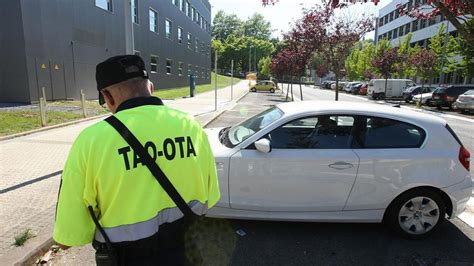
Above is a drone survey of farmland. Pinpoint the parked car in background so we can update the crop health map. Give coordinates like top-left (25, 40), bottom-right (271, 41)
top-left (350, 83), bottom-right (363, 94)
top-left (368, 79), bottom-right (416, 100)
top-left (413, 91), bottom-right (436, 105)
top-left (431, 85), bottom-right (474, 109)
top-left (453, 90), bottom-right (474, 114)
top-left (344, 82), bottom-right (362, 93)
top-left (321, 81), bottom-right (334, 89)
top-left (402, 86), bottom-right (438, 103)
top-left (359, 84), bottom-right (368, 95)
top-left (206, 101), bottom-right (472, 239)
top-left (331, 81), bottom-right (347, 90)
top-left (250, 80), bottom-right (277, 93)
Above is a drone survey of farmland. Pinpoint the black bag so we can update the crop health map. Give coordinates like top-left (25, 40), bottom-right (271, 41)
top-left (88, 116), bottom-right (202, 265)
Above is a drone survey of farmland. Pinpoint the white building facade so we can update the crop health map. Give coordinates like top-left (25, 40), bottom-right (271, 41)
top-left (374, 0), bottom-right (472, 85)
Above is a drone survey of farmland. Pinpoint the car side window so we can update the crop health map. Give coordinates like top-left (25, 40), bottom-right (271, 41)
top-left (270, 115), bottom-right (355, 149)
top-left (355, 116), bottom-right (425, 149)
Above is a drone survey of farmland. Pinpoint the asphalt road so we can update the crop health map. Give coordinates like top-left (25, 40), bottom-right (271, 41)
top-left (203, 88), bottom-right (474, 266)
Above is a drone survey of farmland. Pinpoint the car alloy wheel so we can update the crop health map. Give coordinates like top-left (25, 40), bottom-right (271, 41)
top-left (398, 196), bottom-right (440, 236)
top-left (270, 88), bottom-right (275, 93)
top-left (251, 88), bottom-right (256, 92)
top-left (386, 189), bottom-right (445, 239)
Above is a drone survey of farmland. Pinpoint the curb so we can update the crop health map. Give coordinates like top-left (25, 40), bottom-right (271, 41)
top-left (9, 89), bottom-right (249, 265)
top-left (200, 89), bottom-right (250, 127)
top-left (2, 231), bottom-right (54, 266)
top-left (0, 114), bottom-right (110, 142)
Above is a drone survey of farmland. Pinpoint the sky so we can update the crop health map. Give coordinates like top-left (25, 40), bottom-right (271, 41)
top-left (209, 0), bottom-right (392, 40)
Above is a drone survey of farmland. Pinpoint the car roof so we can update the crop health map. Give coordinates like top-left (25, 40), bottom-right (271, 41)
top-left (276, 101), bottom-right (446, 126)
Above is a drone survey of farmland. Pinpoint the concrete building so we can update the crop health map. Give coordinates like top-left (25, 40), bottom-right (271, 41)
top-left (0, 0), bottom-right (211, 103)
top-left (374, 0), bottom-right (472, 85)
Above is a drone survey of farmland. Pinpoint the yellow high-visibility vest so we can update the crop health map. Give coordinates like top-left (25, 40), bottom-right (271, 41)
top-left (53, 97), bottom-right (220, 246)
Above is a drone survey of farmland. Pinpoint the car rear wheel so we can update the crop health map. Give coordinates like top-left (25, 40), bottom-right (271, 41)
top-left (270, 88), bottom-right (275, 93)
top-left (385, 189), bottom-right (445, 239)
top-left (251, 88), bottom-right (256, 92)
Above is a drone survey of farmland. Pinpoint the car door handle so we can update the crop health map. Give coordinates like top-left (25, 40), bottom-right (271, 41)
top-left (328, 161), bottom-right (353, 170)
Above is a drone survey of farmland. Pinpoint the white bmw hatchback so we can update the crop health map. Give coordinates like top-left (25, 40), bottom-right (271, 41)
top-left (205, 101), bottom-right (472, 238)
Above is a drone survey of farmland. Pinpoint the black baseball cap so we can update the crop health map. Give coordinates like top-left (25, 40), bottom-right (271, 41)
top-left (96, 55), bottom-right (149, 105)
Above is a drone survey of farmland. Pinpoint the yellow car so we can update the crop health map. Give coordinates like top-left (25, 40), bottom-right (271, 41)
top-left (250, 81), bottom-right (277, 93)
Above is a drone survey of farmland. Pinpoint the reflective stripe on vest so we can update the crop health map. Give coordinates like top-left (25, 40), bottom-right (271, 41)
top-left (94, 201), bottom-right (208, 243)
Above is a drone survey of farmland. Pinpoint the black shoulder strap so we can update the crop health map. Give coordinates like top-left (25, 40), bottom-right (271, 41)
top-left (105, 115), bottom-right (195, 217)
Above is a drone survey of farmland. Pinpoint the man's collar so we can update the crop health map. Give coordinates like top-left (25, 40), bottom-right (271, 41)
top-left (116, 96), bottom-right (164, 113)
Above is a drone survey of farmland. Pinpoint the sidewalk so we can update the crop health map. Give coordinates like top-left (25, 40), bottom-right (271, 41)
top-left (0, 80), bottom-right (249, 264)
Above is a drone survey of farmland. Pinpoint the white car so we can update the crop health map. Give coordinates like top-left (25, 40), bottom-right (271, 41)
top-left (412, 92), bottom-right (434, 104)
top-left (205, 101), bottom-right (472, 238)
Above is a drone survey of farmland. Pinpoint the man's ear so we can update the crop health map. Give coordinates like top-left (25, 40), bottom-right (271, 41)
top-left (102, 89), bottom-right (115, 106)
top-left (149, 81), bottom-right (155, 94)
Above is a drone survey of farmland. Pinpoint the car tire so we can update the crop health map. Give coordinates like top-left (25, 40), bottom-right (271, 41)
top-left (385, 188), bottom-right (445, 239)
top-left (270, 88), bottom-right (275, 93)
top-left (251, 88), bottom-right (256, 92)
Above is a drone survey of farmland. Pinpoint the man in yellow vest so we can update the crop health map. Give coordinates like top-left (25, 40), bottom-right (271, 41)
top-left (53, 55), bottom-right (220, 265)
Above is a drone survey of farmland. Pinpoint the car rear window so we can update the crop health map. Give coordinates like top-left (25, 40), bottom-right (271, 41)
top-left (355, 117), bottom-right (426, 149)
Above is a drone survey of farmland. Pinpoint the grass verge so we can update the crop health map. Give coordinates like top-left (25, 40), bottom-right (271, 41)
top-left (153, 72), bottom-right (242, 99)
top-left (13, 229), bottom-right (34, 247)
top-left (0, 101), bottom-right (109, 137)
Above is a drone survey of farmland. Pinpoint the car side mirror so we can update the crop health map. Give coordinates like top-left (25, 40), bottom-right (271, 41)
top-left (254, 138), bottom-right (272, 153)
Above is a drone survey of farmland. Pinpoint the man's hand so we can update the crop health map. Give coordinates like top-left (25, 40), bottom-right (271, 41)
top-left (56, 242), bottom-right (71, 250)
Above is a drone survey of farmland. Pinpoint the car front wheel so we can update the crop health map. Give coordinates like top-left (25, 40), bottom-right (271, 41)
top-left (385, 189), bottom-right (445, 239)
top-left (270, 88), bottom-right (275, 93)
top-left (250, 88), bottom-right (256, 92)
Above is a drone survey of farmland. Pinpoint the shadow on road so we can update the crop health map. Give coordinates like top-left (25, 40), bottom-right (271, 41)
top-left (190, 218), bottom-right (474, 266)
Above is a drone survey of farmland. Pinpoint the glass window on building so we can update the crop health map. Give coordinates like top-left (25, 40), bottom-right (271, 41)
top-left (188, 64), bottom-right (192, 75)
top-left (165, 19), bottom-right (172, 39)
top-left (96, 0), bottom-right (113, 11)
top-left (197, 12), bottom-right (201, 24)
top-left (166, 59), bottom-right (172, 74)
top-left (404, 23), bottom-right (410, 34)
top-left (379, 18), bottom-right (383, 27)
top-left (195, 39), bottom-right (199, 52)
top-left (187, 33), bottom-right (192, 49)
top-left (445, 72), bottom-right (453, 84)
top-left (411, 20), bottom-right (418, 31)
top-left (395, 10), bottom-right (399, 19)
top-left (173, 0), bottom-right (179, 7)
top-left (150, 56), bottom-right (158, 73)
top-left (389, 12), bottom-right (393, 22)
top-left (178, 27), bottom-right (183, 44)
top-left (178, 62), bottom-right (183, 75)
top-left (132, 0), bottom-right (139, 23)
top-left (387, 30), bottom-right (392, 40)
top-left (192, 7), bottom-right (196, 21)
top-left (419, 19), bottom-right (426, 29)
top-left (393, 28), bottom-right (398, 38)
top-left (149, 9), bottom-right (158, 33)
top-left (384, 15), bottom-right (388, 24)
top-left (398, 26), bottom-right (403, 37)
top-left (186, 2), bottom-right (191, 17)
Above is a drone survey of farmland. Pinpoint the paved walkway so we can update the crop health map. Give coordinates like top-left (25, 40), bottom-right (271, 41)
top-left (0, 81), bottom-right (249, 262)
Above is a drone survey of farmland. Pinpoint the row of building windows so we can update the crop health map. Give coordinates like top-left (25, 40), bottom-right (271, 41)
top-left (378, 0), bottom-right (430, 27)
top-left (143, 53), bottom-right (209, 78)
top-left (170, 0), bottom-right (211, 34)
top-left (378, 14), bottom-right (446, 42)
top-left (147, 9), bottom-right (210, 57)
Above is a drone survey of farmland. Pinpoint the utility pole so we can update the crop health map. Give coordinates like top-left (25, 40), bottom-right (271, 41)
top-left (215, 50), bottom-right (218, 111)
top-left (231, 59), bottom-right (234, 100)
top-left (248, 45), bottom-right (252, 73)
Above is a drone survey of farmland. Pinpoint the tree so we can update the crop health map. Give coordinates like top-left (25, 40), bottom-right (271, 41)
top-left (409, 48), bottom-right (438, 104)
top-left (258, 56), bottom-right (272, 78)
top-left (345, 41), bottom-right (376, 80)
top-left (212, 11), bottom-right (244, 41)
top-left (371, 47), bottom-right (401, 99)
top-left (243, 13), bottom-right (273, 40)
top-left (261, 0), bottom-right (473, 43)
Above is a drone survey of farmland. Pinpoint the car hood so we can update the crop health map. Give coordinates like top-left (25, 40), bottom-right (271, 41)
top-left (204, 127), bottom-right (231, 155)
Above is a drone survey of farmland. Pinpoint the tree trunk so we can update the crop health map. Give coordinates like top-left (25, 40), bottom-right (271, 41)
top-left (299, 77), bottom-right (303, 101)
top-left (335, 74), bottom-right (339, 101)
top-left (291, 78), bottom-right (294, 102)
top-left (286, 80), bottom-right (290, 101)
top-left (384, 77), bottom-right (388, 101)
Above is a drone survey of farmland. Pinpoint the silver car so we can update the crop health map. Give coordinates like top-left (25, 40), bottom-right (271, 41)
top-left (453, 90), bottom-right (474, 114)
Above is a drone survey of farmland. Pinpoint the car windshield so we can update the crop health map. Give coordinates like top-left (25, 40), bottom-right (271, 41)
top-left (226, 107), bottom-right (283, 147)
top-left (463, 90), bottom-right (474, 95)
